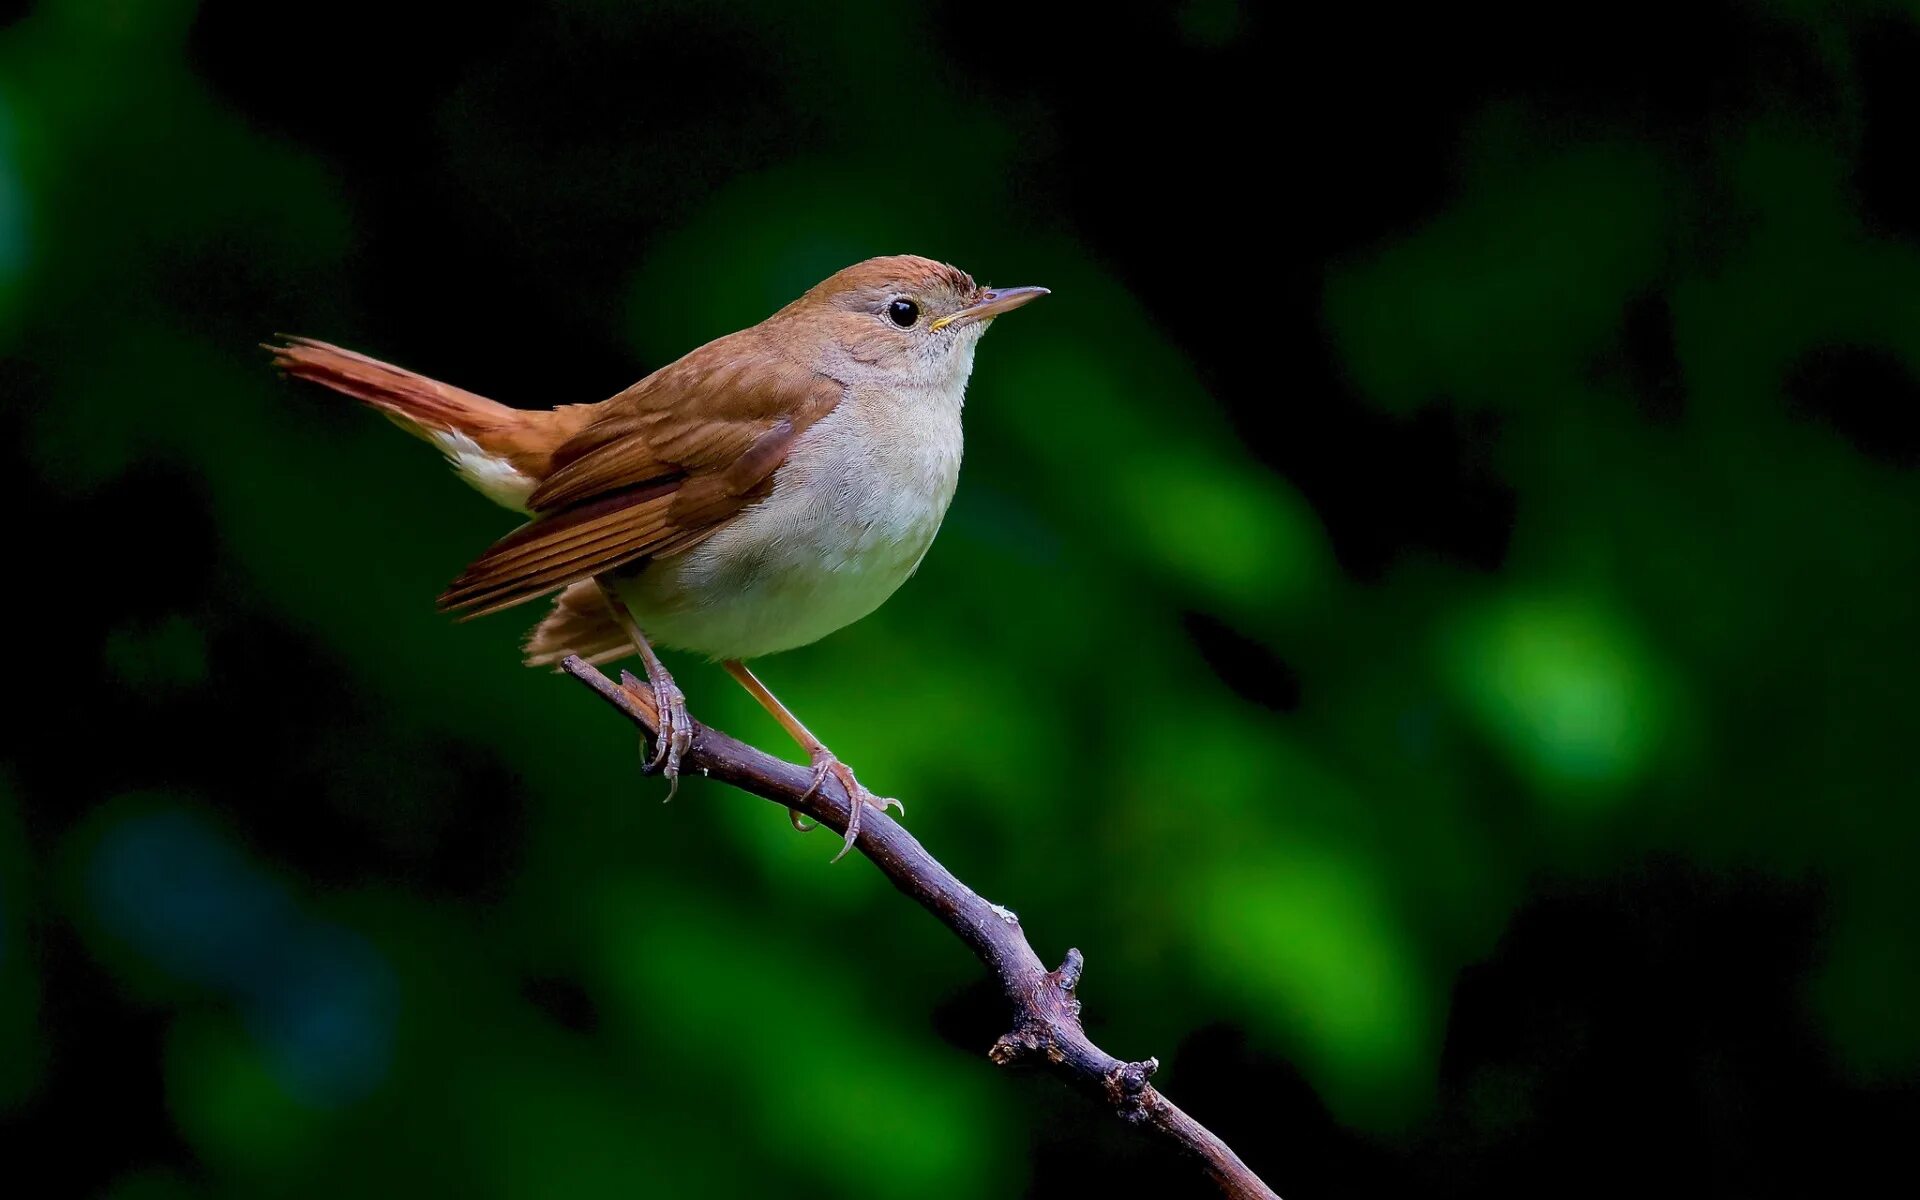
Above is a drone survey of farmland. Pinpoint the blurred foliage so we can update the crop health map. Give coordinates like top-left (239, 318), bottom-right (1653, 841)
top-left (4, 0), bottom-right (1919, 1196)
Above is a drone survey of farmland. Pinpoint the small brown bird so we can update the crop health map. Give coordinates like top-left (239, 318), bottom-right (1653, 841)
top-left (270, 255), bottom-right (1047, 856)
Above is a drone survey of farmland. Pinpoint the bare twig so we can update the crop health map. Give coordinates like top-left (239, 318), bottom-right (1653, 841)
top-left (562, 655), bottom-right (1281, 1200)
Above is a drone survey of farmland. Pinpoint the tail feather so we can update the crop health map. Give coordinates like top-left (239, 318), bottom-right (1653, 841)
top-left (268, 336), bottom-right (516, 438)
top-left (267, 335), bottom-right (586, 512)
top-left (269, 335), bottom-right (637, 665)
top-left (523, 580), bottom-right (633, 667)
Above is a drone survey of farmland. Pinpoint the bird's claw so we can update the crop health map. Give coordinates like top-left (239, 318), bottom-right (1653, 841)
top-left (623, 669), bottom-right (692, 802)
top-left (791, 749), bottom-right (899, 861)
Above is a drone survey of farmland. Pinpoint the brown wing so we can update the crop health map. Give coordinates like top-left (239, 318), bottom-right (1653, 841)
top-left (438, 331), bottom-right (844, 618)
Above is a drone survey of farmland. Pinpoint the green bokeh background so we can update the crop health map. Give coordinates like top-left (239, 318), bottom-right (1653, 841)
top-left (4, 1), bottom-right (1918, 1195)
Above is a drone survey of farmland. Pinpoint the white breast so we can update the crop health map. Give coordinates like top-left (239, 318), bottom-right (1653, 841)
top-left (615, 381), bottom-right (965, 661)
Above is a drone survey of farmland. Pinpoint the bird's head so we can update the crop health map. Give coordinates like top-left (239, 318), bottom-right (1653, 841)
top-left (779, 255), bottom-right (1048, 386)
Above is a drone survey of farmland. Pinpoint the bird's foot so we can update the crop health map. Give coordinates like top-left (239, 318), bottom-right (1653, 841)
top-left (795, 749), bottom-right (903, 861)
top-left (620, 666), bottom-right (692, 802)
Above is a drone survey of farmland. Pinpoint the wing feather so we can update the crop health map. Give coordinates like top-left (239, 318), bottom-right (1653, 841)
top-left (437, 331), bottom-right (843, 617)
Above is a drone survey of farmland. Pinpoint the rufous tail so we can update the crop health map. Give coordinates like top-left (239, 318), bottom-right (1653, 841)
top-left (267, 336), bottom-right (523, 441)
top-left (269, 335), bottom-right (626, 663)
top-left (267, 335), bottom-right (592, 513)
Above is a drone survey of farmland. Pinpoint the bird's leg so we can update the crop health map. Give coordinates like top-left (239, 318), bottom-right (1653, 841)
top-left (721, 659), bottom-right (902, 861)
top-left (595, 577), bottom-right (692, 800)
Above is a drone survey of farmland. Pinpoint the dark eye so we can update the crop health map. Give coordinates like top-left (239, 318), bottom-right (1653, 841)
top-left (887, 298), bottom-right (919, 327)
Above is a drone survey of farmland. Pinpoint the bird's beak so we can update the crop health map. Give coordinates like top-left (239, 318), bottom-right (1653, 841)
top-left (929, 285), bottom-right (1050, 332)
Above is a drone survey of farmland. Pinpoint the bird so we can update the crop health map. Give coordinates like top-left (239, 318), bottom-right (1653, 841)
top-left (269, 255), bottom-right (1048, 858)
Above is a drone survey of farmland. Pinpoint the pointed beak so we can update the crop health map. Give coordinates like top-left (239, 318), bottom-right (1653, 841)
top-left (929, 285), bottom-right (1050, 332)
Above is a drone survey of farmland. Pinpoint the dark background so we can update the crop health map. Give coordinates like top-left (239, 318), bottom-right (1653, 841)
top-left (4, 1), bottom-right (1918, 1195)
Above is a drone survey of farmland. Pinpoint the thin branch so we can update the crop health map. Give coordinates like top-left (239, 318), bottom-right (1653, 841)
top-left (561, 655), bottom-right (1281, 1200)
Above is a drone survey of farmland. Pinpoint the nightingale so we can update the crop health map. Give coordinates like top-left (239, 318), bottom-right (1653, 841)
top-left (269, 255), bottom-right (1047, 857)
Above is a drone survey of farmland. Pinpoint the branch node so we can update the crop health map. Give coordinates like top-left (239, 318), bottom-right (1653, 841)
top-left (1053, 946), bottom-right (1085, 994)
top-left (1104, 1057), bottom-right (1161, 1123)
top-left (988, 1023), bottom-right (1046, 1066)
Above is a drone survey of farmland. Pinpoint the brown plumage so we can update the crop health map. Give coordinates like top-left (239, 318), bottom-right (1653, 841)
top-left (269, 326), bottom-right (844, 643)
top-left (269, 257), bottom-right (1012, 665)
top-left (268, 257), bottom-right (1044, 669)
top-left (441, 334), bottom-right (844, 617)
top-left (268, 335), bottom-right (590, 482)
top-left (522, 580), bottom-right (631, 667)
top-left (270, 255), bottom-right (1049, 856)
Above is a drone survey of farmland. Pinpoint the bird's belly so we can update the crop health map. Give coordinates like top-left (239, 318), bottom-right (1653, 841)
top-left (614, 412), bottom-right (959, 660)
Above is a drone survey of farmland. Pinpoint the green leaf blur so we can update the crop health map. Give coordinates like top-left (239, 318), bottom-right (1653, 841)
top-left (5, 0), bottom-right (1918, 1195)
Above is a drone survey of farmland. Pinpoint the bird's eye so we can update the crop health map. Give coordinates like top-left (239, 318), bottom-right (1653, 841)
top-left (887, 298), bottom-right (919, 327)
